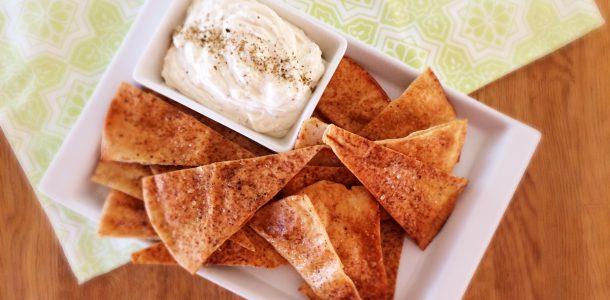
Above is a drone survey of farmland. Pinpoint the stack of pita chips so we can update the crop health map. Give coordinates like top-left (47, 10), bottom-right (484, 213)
top-left (92, 59), bottom-right (469, 300)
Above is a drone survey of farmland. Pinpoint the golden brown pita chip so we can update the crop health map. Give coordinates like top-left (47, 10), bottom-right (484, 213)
top-left (294, 118), bottom-right (342, 167)
top-left (132, 228), bottom-right (287, 268)
top-left (295, 118), bottom-right (329, 149)
top-left (91, 160), bottom-right (151, 200)
top-left (281, 166), bottom-right (359, 196)
top-left (359, 68), bottom-right (456, 140)
top-left (131, 242), bottom-right (177, 265)
top-left (194, 114), bottom-right (272, 157)
top-left (316, 57), bottom-right (390, 133)
top-left (150, 167), bottom-right (259, 252)
top-left (298, 285), bottom-right (321, 300)
top-left (323, 125), bottom-right (468, 249)
top-left (299, 181), bottom-right (387, 300)
top-left (101, 82), bottom-right (253, 166)
top-left (250, 195), bottom-right (361, 300)
top-left (205, 227), bottom-right (286, 267)
top-left (294, 117), bottom-right (467, 172)
top-left (308, 147), bottom-right (343, 167)
top-left (380, 220), bottom-right (404, 300)
top-left (229, 229), bottom-right (256, 252)
top-left (377, 119), bottom-right (467, 173)
top-left (149, 165), bottom-right (185, 175)
top-left (98, 190), bottom-right (157, 239)
top-left (143, 146), bottom-right (323, 273)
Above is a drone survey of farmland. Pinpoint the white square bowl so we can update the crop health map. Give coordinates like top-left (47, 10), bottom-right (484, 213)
top-left (133, 0), bottom-right (347, 153)
top-left (39, 0), bottom-right (540, 299)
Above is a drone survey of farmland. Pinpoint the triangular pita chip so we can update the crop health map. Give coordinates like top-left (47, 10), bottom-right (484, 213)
top-left (143, 146), bottom-right (323, 273)
top-left (133, 228), bottom-right (286, 268)
top-left (323, 125), bottom-right (468, 249)
top-left (98, 190), bottom-right (157, 239)
top-left (377, 119), bottom-right (467, 173)
top-left (205, 227), bottom-right (286, 267)
top-left (149, 165), bottom-right (185, 175)
top-left (380, 219), bottom-right (404, 300)
top-left (295, 118), bottom-right (329, 149)
top-left (294, 118), bottom-right (467, 172)
top-left (281, 166), bottom-right (359, 196)
top-left (229, 228), bottom-right (256, 252)
top-left (91, 160), bottom-right (151, 200)
top-left (315, 57), bottom-right (390, 132)
top-left (131, 242), bottom-right (177, 265)
top-left (195, 114), bottom-right (272, 157)
top-left (294, 118), bottom-right (342, 166)
top-left (298, 181), bottom-right (387, 300)
top-left (96, 188), bottom-right (252, 248)
top-left (250, 195), bottom-right (361, 300)
top-left (150, 163), bottom-right (272, 249)
top-left (101, 82), bottom-right (253, 165)
top-left (307, 147), bottom-right (343, 167)
top-left (359, 68), bottom-right (456, 140)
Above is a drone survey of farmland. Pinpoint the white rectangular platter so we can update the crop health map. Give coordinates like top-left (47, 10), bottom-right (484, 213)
top-left (39, 0), bottom-right (541, 299)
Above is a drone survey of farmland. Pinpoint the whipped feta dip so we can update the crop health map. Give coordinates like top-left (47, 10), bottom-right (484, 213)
top-left (162, 0), bottom-right (326, 137)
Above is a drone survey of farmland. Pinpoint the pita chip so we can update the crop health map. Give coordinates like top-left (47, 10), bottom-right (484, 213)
top-left (380, 220), bottom-right (404, 300)
top-left (149, 165), bottom-right (185, 175)
top-left (316, 57), bottom-right (390, 133)
top-left (294, 118), bottom-right (467, 172)
top-left (132, 228), bottom-right (286, 268)
top-left (295, 118), bottom-right (329, 149)
top-left (359, 68), bottom-right (456, 140)
top-left (281, 166), bottom-right (359, 196)
top-left (131, 242), bottom-right (177, 265)
top-left (323, 125), bottom-right (468, 249)
top-left (91, 160), bottom-right (151, 200)
top-left (98, 190), bottom-right (157, 239)
top-left (377, 119), bottom-right (467, 173)
top-left (228, 229), bottom-right (256, 252)
top-left (194, 114), bottom-right (272, 157)
top-left (250, 195), bottom-right (361, 300)
top-left (205, 227), bottom-right (286, 267)
top-left (294, 118), bottom-right (342, 167)
top-left (101, 82), bottom-right (253, 166)
top-left (143, 146), bottom-right (323, 273)
top-left (151, 166), bottom-right (257, 252)
top-left (298, 181), bottom-right (387, 300)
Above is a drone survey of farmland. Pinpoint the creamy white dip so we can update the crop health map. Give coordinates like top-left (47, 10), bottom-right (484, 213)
top-left (162, 0), bottom-right (326, 137)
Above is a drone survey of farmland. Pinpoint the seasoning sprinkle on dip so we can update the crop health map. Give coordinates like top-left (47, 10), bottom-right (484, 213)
top-left (162, 0), bottom-right (326, 137)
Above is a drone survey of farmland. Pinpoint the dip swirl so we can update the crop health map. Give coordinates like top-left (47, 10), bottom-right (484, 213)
top-left (162, 0), bottom-right (326, 137)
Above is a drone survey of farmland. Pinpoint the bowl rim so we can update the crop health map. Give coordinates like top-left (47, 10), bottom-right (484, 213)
top-left (132, 0), bottom-right (348, 153)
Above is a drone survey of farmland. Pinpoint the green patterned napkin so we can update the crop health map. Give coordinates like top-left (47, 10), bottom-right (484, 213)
top-left (0, 0), bottom-right (603, 283)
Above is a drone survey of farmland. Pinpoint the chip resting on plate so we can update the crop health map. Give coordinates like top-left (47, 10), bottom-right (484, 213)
top-left (132, 227), bottom-right (286, 268)
top-left (280, 166), bottom-right (359, 196)
top-left (378, 119), bottom-right (467, 173)
top-left (101, 82), bottom-right (253, 166)
top-left (249, 194), bottom-right (361, 300)
top-left (131, 242), bottom-right (176, 265)
top-left (91, 160), bottom-right (152, 200)
top-left (143, 146), bottom-right (323, 273)
top-left (96, 189), bottom-right (254, 249)
top-left (380, 219), bottom-right (405, 300)
top-left (98, 190), bottom-right (157, 239)
top-left (193, 114), bottom-right (273, 157)
top-left (298, 181), bottom-right (387, 300)
top-left (359, 68), bottom-right (456, 140)
top-left (294, 117), bottom-right (467, 172)
top-left (323, 125), bottom-right (468, 249)
top-left (315, 57), bottom-right (390, 133)
top-left (295, 118), bottom-right (329, 149)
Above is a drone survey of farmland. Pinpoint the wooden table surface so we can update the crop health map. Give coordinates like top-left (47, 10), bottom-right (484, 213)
top-left (2, 2), bottom-right (609, 299)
